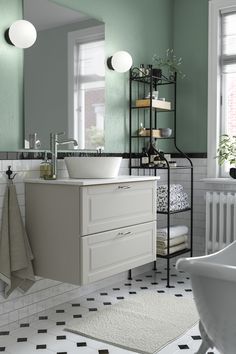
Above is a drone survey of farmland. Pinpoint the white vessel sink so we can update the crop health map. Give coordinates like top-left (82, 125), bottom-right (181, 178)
top-left (64, 157), bottom-right (122, 179)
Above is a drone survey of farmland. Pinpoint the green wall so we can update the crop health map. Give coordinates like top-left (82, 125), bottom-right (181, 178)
top-left (173, 0), bottom-right (208, 153)
top-left (0, 0), bottom-right (173, 152)
top-left (0, 0), bottom-right (23, 151)
top-left (0, 0), bottom-right (209, 153)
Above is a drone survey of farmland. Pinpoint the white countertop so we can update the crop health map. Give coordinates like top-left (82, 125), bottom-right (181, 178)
top-left (25, 175), bottom-right (160, 186)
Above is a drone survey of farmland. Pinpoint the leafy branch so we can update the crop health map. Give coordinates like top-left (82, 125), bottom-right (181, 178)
top-left (152, 49), bottom-right (186, 79)
top-left (217, 134), bottom-right (236, 166)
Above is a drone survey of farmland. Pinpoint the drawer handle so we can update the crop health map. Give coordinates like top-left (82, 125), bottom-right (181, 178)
top-left (117, 231), bottom-right (132, 237)
top-left (117, 185), bottom-right (131, 190)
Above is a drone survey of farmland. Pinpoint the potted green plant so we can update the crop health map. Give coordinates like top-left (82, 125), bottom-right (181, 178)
top-left (152, 49), bottom-right (185, 80)
top-left (217, 134), bottom-right (236, 178)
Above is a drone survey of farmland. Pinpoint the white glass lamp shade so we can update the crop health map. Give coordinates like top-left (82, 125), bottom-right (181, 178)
top-left (8, 20), bottom-right (37, 48)
top-left (110, 51), bottom-right (133, 73)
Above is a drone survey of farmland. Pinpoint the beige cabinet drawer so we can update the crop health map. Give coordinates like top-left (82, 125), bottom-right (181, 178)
top-left (80, 221), bottom-right (156, 284)
top-left (80, 181), bottom-right (156, 236)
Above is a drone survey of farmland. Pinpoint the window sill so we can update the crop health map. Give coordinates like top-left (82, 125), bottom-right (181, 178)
top-left (201, 178), bottom-right (236, 184)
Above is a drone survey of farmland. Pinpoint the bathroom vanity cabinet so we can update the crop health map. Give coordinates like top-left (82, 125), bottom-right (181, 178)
top-left (25, 176), bottom-right (158, 285)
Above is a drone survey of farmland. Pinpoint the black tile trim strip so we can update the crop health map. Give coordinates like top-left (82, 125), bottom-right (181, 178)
top-left (0, 151), bottom-right (126, 160)
top-left (0, 151), bottom-right (207, 160)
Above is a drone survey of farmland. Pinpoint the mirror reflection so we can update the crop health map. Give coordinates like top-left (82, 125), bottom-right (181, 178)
top-left (23, 0), bottom-right (105, 150)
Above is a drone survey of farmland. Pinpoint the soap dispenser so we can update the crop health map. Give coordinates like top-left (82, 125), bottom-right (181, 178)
top-left (40, 151), bottom-right (52, 178)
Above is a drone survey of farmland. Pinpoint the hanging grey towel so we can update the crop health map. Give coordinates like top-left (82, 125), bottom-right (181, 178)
top-left (0, 184), bottom-right (35, 298)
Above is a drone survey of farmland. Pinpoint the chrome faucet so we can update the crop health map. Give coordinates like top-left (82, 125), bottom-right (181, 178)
top-left (47, 132), bottom-right (78, 179)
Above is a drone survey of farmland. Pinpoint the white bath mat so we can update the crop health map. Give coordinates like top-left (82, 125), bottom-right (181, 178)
top-left (65, 292), bottom-right (199, 354)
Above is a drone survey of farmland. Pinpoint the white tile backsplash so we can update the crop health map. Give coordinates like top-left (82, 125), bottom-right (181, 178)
top-left (0, 156), bottom-right (221, 326)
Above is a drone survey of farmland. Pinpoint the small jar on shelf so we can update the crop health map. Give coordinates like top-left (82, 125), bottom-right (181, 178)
top-left (147, 140), bottom-right (158, 164)
top-left (140, 147), bottom-right (149, 166)
top-left (139, 64), bottom-right (145, 77)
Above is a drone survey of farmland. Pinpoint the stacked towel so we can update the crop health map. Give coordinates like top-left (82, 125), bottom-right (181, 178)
top-left (156, 184), bottom-right (190, 212)
top-left (0, 184), bottom-right (35, 298)
top-left (157, 225), bottom-right (189, 255)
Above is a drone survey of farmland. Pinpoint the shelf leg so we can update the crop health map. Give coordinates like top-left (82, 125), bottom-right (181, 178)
top-left (128, 269), bottom-right (132, 281)
top-left (166, 258), bottom-right (170, 288)
top-left (153, 260), bottom-right (157, 271)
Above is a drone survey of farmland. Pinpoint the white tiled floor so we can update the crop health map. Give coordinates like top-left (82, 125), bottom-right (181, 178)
top-left (0, 261), bottom-right (220, 354)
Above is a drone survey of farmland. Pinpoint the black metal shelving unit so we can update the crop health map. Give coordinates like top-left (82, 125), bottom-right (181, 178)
top-left (128, 66), bottom-right (193, 287)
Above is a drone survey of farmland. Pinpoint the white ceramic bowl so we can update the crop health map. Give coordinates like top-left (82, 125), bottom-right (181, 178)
top-left (65, 157), bottom-right (122, 179)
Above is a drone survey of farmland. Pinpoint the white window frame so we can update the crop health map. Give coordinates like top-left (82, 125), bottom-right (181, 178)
top-left (67, 25), bottom-right (105, 148)
top-left (207, 0), bottom-right (236, 177)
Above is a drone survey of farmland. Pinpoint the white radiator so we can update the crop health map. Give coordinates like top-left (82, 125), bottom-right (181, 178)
top-left (206, 191), bottom-right (236, 254)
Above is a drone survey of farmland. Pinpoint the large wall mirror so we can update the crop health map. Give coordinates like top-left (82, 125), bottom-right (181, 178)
top-left (23, 0), bottom-right (105, 151)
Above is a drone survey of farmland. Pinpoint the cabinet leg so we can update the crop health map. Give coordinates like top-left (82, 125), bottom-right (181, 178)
top-left (128, 269), bottom-right (132, 280)
top-left (153, 261), bottom-right (157, 271)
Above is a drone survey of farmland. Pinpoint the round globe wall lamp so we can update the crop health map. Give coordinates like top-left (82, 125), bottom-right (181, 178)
top-left (5, 20), bottom-right (37, 49)
top-left (107, 51), bottom-right (133, 73)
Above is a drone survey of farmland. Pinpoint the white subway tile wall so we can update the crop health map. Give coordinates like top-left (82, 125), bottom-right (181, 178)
top-left (0, 156), bottom-right (226, 327)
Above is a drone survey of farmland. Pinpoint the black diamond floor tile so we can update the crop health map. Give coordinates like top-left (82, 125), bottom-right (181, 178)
top-left (0, 332), bottom-right (9, 336)
top-left (73, 314), bottom-right (82, 318)
top-left (20, 323), bottom-right (29, 327)
top-left (36, 344), bottom-right (47, 349)
top-left (56, 321), bottom-right (66, 326)
top-left (178, 344), bottom-right (189, 349)
top-left (17, 338), bottom-right (27, 342)
top-left (57, 335), bottom-right (66, 340)
top-left (191, 335), bottom-right (201, 340)
top-left (38, 329), bottom-right (47, 333)
top-left (77, 342), bottom-right (87, 347)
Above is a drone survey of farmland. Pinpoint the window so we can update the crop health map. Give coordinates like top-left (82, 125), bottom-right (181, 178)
top-left (208, 0), bottom-right (236, 177)
top-left (221, 12), bottom-right (236, 137)
top-left (74, 40), bottom-right (105, 149)
top-left (68, 25), bottom-right (105, 150)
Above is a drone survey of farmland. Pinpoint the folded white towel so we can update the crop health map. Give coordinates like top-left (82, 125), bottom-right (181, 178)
top-left (157, 242), bottom-right (188, 256)
top-left (157, 235), bottom-right (188, 248)
top-left (157, 225), bottom-right (188, 239)
top-left (0, 184), bottom-right (35, 298)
